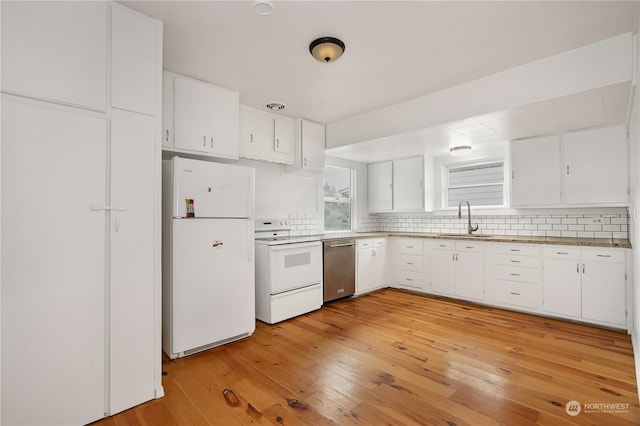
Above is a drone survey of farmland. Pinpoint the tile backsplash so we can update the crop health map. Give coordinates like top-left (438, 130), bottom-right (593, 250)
top-left (358, 210), bottom-right (629, 240)
top-left (289, 212), bottom-right (321, 236)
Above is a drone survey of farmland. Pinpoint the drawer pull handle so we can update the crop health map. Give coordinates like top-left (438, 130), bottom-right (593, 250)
top-left (557, 252), bottom-right (569, 255)
top-left (596, 254), bottom-right (612, 258)
top-left (510, 292), bottom-right (521, 296)
top-left (466, 246), bottom-right (474, 249)
top-left (510, 249), bottom-right (520, 252)
top-left (510, 273), bottom-right (521, 277)
top-left (439, 244), bottom-right (448, 247)
top-left (406, 245), bottom-right (414, 249)
top-left (406, 278), bottom-right (413, 282)
top-left (510, 260), bottom-right (521, 263)
top-left (407, 262), bottom-right (414, 265)
top-left (577, 263), bottom-right (580, 273)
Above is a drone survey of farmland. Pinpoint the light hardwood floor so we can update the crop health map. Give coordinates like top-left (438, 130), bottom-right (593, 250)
top-left (94, 289), bottom-right (640, 425)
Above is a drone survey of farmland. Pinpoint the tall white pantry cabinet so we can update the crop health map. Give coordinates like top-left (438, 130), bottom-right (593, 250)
top-left (1, 2), bottom-right (164, 425)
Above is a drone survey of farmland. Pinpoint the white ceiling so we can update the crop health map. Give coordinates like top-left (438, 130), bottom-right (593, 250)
top-left (121, 1), bottom-right (639, 162)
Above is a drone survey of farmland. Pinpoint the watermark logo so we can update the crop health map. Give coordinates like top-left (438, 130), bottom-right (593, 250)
top-left (564, 399), bottom-right (630, 416)
top-left (566, 400), bottom-right (581, 416)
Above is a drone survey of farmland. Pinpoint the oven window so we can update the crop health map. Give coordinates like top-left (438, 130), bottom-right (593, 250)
top-left (324, 165), bottom-right (352, 232)
top-left (284, 252), bottom-right (311, 268)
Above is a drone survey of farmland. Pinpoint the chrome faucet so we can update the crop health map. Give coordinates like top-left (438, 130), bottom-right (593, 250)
top-left (458, 200), bottom-right (479, 235)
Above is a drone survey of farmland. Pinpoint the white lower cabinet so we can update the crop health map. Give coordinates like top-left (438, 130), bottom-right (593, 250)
top-left (429, 241), bottom-right (484, 301)
top-left (543, 247), bottom-right (626, 327)
top-left (493, 244), bottom-right (541, 311)
top-left (356, 238), bottom-right (387, 294)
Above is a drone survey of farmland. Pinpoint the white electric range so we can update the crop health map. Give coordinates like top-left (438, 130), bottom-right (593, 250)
top-left (254, 219), bottom-right (323, 324)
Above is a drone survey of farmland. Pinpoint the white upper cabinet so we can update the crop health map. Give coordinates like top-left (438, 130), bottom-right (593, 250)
top-left (111, 5), bottom-right (158, 116)
top-left (1, 1), bottom-right (108, 111)
top-left (285, 118), bottom-right (325, 174)
top-left (563, 125), bottom-right (628, 205)
top-left (163, 72), bottom-right (239, 159)
top-left (511, 135), bottom-right (561, 206)
top-left (393, 156), bottom-right (424, 211)
top-left (509, 124), bottom-right (628, 207)
top-left (239, 105), bottom-right (295, 164)
top-left (368, 161), bottom-right (393, 212)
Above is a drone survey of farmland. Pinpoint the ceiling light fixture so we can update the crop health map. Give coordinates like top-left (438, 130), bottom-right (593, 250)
top-left (253, 0), bottom-right (274, 16)
top-left (266, 102), bottom-right (285, 111)
top-left (309, 37), bottom-right (345, 63)
top-left (449, 145), bottom-right (472, 155)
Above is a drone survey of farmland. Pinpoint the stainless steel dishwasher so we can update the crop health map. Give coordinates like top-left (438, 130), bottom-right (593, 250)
top-left (323, 240), bottom-right (356, 303)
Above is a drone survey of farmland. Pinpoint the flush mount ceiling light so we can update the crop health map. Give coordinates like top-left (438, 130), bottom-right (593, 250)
top-left (266, 102), bottom-right (285, 111)
top-left (253, 0), bottom-right (274, 16)
top-left (449, 145), bottom-right (472, 155)
top-left (309, 37), bottom-right (345, 63)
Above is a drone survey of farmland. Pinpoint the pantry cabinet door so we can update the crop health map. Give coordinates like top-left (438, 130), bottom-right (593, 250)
top-left (109, 119), bottom-right (157, 414)
top-left (1, 98), bottom-right (107, 425)
top-left (1, 1), bottom-right (108, 110)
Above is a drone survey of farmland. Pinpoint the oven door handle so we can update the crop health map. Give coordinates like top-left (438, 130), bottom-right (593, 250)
top-left (270, 241), bottom-right (321, 251)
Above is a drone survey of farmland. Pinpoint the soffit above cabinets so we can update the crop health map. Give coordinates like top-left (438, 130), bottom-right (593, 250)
top-left (325, 81), bottom-right (632, 164)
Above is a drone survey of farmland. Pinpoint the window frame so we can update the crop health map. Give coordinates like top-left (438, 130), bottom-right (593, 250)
top-left (323, 165), bottom-right (354, 233)
top-left (443, 159), bottom-right (507, 209)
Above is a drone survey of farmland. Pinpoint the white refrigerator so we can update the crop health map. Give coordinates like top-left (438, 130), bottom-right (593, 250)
top-left (162, 157), bottom-right (255, 359)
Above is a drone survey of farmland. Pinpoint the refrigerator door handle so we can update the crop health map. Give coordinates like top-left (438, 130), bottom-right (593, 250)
top-left (247, 219), bottom-right (253, 264)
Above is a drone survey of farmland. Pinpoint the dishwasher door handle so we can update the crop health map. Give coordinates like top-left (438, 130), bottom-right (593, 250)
top-left (326, 242), bottom-right (356, 248)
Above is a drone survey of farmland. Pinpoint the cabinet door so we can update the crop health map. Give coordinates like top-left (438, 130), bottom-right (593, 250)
top-left (109, 120), bottom-right (156, 414)
top-left (209, 85), bottom-right (239, 158)
top-left (543, 258), bottom-right (581, 317)
top-left (1, 1), bottom-right (108, 111)
top-left (368, 161), bottom-right (393, 212)
top-left (174, 76), bottom-right (216, 152)
top-left (111, 4), bottom-right (158, 115)
top-left (162, 72), bottom-right (174, 148)
top-left (455, 251), bottom-right (484, 300)
top-left (301, 119), bottom-right (325, 172)
top-left (1, 98), bottom-right (107, 425)
top-left (239, 106), bottom-right (273, 159)
top-left (430, 250), bottom-right (456, 296)
top-left (356, 248), bottom-right (374, 294)
top-left (581, 259), bottom-right (626, 326)
top-left (564, 125), bottom-right (628, 204)
top-left (373, 247), bottom-right (388, 289)
top-left (393, 156), bottom-right (424, 210)
top-left (510, 136), bottom-right (561, 206)
top-left (274, 116), bottom-right (295, 157)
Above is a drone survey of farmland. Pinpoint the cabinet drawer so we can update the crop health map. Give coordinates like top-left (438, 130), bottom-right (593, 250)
top-left (495, 265), bottom-right (539, 284)
top-left (431, 240), bottom-right (455, 250)
top-left (455, 241), bottom-right (485, 252)
top-left (374, 238), bottom-right (386, 248)
top-left (357, 239), bottom-right (374, 249)
top-left (493, 244), bottom-right (539, 256)
top-left (398, 270), bottom-right (423, 289)
top-left (398, 239), bottom-right (423, 255)
top-left (543, 247), bottom-right (581, 259)
top-left (494, 280), bottom-right (539, 309)
top-left (398, 254), bottom-right (423, 272)
top-left (494, 254), bottom-right (539, 268)
top-left (581, 249), bottom-right (625, 263)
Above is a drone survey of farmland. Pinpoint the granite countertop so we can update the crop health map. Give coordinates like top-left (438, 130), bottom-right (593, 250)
top-left (318, 232), bottom-right (631, 248)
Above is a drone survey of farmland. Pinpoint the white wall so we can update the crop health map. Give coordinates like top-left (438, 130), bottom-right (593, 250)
top-left (628, 30), bottom-right (640, 401)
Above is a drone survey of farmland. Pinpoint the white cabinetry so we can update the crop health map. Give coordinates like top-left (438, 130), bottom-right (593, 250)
top-left (510, 136), bottom-right (561, 206)
top-left (239, 105), bottom-right (295, 164)
top-left (510, 125), bottom-right (628, 207)
top-left (543, 246), bottom-right (626, 327)
top-left (368, 161), bottom-right (393, 212)
top-left (356, 238), bottom-right (387, 295)
top-left (393, 156), bottom-right (424, 211)
top-left (162, 72), bottom-right (239, 159)
top-left (1, 1), bottom-right (108, 111)
top-left (396, 239), bottom-right (425, 290)
top-left (1, 3), bottom-right (163, 424)
top-left (429, 241), bottom-right (484, 301)
top-left (564, 125), bottom-right (628, 205)
top-left (285, 118), bottom-right (325, 173)
top-left (493, 244), bottom-right (541, 311)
